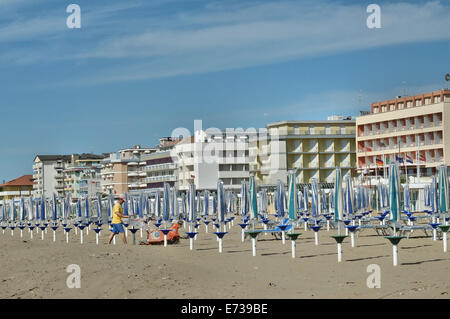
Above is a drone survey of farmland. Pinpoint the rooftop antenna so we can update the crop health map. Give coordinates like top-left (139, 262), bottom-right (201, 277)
top-left (402, 81), bottom-right (407, 97)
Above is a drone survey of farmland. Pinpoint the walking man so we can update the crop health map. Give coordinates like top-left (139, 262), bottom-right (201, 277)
top-left (108, 195), bottom-right (129, 244)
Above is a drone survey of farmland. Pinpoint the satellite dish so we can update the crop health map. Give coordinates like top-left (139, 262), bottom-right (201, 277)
top-left (446, 73), bottom-right (450, 82)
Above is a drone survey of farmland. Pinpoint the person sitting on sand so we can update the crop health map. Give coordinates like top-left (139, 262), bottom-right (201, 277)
top-left (108, 195), bottom-right (129, 244)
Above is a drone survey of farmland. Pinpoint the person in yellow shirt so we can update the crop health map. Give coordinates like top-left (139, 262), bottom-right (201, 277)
top-left (108, 195), bottom-right (129, 244)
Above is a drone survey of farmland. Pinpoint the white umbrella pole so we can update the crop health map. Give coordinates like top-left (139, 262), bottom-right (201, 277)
top-left (351, 232), bottom-right (355, 247)
top-left (189, 237), bottom-right (193, 250)
top-left (282, 231), bottom-right (286, 245)
top-left (30, 230), bottom-right (33, 240)
top-left (393, 244), bottom-right (398, 266)
top-left (20, 230), bottom-right (23, 238)
top-left (443, 232), bottom-right (448, 252)
top-left (80, 230), bottom-right (83, 244)
top-left (164, 234), bottom-right (167, 247)
top-left (41, 231), bottom-right (44, 240)
top-left (140, 228), bottom-right (143, 238)
top-left (241, 229), bottom-right (245, 242)
top-left (327, 220), bottom-right (330, 231)
top-left (53, 231), bottom-right (56, 242)
top-left (337, 243), bottom-right (342, 262)
top-left (252, 238), bottom-right (256, 256)
top-left (205, 224), bottom-right (208, 233)
top-left (264, 223), bottom-right (267, 235)
top-left (304, 222), bottom-right (307, 231)
top-left (433, 228), bottom-right (437, 241)
top-left (219, 238), bottom-right (223, 253)
top-left (291, 240), bottom-right (296, 258)
top-left (96, 233), bottom-right (99, 245)
top-left (314, 232), bottom-right (319, 246)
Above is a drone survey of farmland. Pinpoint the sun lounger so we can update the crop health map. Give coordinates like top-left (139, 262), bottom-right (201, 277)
top-left (358, 224), bottom-right (391, 236)
top-left (399, 225), bottom-right (432, 238)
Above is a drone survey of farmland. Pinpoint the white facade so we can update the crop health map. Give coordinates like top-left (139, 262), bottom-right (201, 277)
top-left (172, 130), bottom-right (252, 191)
top-left (32, 156), bottom-right (71, 198)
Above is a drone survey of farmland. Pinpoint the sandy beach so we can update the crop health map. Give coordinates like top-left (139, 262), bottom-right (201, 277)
top-left (1, 220), bottom-right (449, 299)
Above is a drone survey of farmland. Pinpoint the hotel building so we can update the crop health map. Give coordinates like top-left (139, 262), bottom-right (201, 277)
top-left (63, 154), bottom-right (105, 200)
top-left (173, 130), bottom-right (252, 191)
top-left (0, 175), bottom-right (34, 200)
top-left (101, 145), bottom-right (156, 195)
top-left (356, 89), bottom-right (450, 178)
top-left (32, 155), bottom-right (72, 198)
top-left (249, 117), bottom-right (357, 187)
top-left (141, 137), bottom-right (180, 191)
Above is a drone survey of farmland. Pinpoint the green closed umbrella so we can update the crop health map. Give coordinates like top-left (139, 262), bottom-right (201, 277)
top-left (288, 171), bottom-right (297, 221)
top-left (389, 163), bottom-right (401, 234)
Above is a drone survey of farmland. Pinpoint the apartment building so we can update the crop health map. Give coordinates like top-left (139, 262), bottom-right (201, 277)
top-left (173, 130), bottom-right (252, 191)
top-left (64, 154), bottom-right (105, 200)
top-left (356, 89), bottom-right (450, 178)
top-left (0, 175), bottom-right (34, 200)
top-left (101, 145), bottom-right (156, 195)
top-left (249, 117), bottom-right (357, 187)
top-left (32, 155), bottom-right (72, 198)
top-left (141, 137), bottom-right (180, 191)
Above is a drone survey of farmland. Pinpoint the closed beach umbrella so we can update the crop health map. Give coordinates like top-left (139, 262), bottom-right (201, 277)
top-left (438, 165), bottom-right (448, 216)
top-left (217, 180), bottom-right (226, 223)
top-left (303, 186), bottom-right (309, 212)
top-left (203, 190), bottom-right (209, 217)
top-left (77, 199), bottom-right (82, 219)
top-left (240, 182), bottom-right (248, 218)
top-left (334, 168), bottom-right (344, 225)
top-left (40, 196), bottom-right (46, 221)
top-left (288, 171), bottom-right (297, 220)
top-left (155, 191), bottom-right (161, 219)
top-left (188, 183), bottom-right (196, 222)
top-left (389, 163), bottom-right (401, 232)
top-left (51, 194), bottom-right (57, 222)
top-left (344, 175), bottom-right (354, 219)
top-left (277, 181), bottom-right (285, 218)
top-left (20, 197), bottom-right (26, 222)
top-left (170, 188), bottom-right (177, 219)
top-left (162, 183), bottom-right (170, 222)
top-left (85, 196), bottom-right (90, 220)
top-left (249, 175), bottom-right (258, 220)
top-left (403, 184), bottom-right (410, 211)
top-left (97, 194), bottom-right (102, 219)
top-left (311, 180), bottom-right (319, 219)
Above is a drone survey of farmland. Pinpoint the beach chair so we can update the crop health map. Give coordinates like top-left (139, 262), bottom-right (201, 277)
top-left (255, 218), bottom-right (293, 240)
top-left (399, 225), bottom-right (432, 239)
top-left (358, 224), bottom-right (390, 236)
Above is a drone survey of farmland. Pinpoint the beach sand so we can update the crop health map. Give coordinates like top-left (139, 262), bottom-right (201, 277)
top-left (1, 221), bottom-right (449, 299)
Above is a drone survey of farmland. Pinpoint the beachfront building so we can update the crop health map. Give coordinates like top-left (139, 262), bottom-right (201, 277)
top-left (249, 117), bottom-right (357, 187)
top-left (173, 130), bottom-right (252, 191)
top-left (101, 145), bottom-right (156, 195)
top-left (32, 155), bottom-right (72, 198)
top-left (63, 154), bottom-right (105, 200)
top-left (142, 137), bottom-right (180, 191)
top-left (356, 89), bottom-right (450, 180)
top-left (0, 175), bottom-right (34, 200)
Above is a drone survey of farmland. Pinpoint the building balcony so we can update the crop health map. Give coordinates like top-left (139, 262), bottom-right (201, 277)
top-left (144, 163), bottom-right (177, 172)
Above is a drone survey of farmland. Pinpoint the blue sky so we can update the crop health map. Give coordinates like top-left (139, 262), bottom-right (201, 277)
top-left (1, 0), bottom-right (450, 182)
